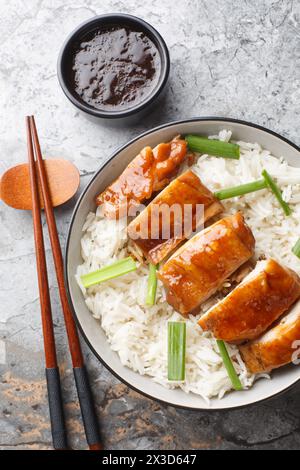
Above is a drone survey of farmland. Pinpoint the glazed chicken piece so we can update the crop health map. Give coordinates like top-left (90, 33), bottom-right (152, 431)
top-left (198, 259), bottom-right (300, 343)
top-left (157, 212), bottom-right (255, 315)
top-left (239, 300), bottom-right (300, 373)
top-left (127, 170), bottom-right (223, 264)
top-left (96, 138), bottom-right (187, 219)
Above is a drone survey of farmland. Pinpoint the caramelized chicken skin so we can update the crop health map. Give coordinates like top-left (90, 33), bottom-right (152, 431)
top-left (240, 300), bottom-right (300, 373)
top-left (96, 138), bottom-right (187, 218)
top-left (127, 170), bottom-right (223, 264)
top-left (199, 259), bottom-right (300, 343)
top-left (157, 212), bottom-right (255, 315)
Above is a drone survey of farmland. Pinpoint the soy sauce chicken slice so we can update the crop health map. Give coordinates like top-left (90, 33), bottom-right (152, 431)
top-left (239, 299), bottom-right (300, 373)
top-left (198, 259), bottom-right (300, 343)
top-left (127, 170), bottom-right (223, 264)
top-left (96, 138), bottom-right (187, 219)
top-left (157, 212), bottom-right (255, 315)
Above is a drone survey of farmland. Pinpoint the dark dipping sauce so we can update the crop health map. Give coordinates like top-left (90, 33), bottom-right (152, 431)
top-left (71, 25), bottom-right (161, 112)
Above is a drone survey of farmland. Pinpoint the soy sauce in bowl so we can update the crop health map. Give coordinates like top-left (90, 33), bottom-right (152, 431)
top-left (72, 25), bottom-right (161, 112)
top-left (58, 15), bottom-right (170, 121)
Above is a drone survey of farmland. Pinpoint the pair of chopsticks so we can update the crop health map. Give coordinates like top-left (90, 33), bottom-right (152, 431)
top-left (26, 116), bottom-right (103, 450)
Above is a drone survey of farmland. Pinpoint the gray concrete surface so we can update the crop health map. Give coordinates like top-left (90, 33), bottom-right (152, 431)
top-left (0, 0), bottom-right (300, 450)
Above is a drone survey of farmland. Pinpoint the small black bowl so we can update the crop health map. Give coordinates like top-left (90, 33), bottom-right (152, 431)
top-left (57, 14), bottom-right (170, 123)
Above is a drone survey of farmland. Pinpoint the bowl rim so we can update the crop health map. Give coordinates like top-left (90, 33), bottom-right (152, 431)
top-left (57, 13), bottom-right (170, 119)
top-left (65, 116), bottom-right (300, 411)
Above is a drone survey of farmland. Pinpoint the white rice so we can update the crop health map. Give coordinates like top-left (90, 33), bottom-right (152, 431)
top-left (76, 130), bottom-right (300, 402)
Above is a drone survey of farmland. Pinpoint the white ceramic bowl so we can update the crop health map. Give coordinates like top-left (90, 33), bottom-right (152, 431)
top-left (65, 118), bottom-right (300, 410)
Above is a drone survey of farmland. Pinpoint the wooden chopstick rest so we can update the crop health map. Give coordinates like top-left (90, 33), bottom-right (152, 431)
top-left (0, 159), bottom-right (80, 210)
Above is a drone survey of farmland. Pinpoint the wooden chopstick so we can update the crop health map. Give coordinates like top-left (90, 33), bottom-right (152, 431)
top-left (29, 116), bottom-right (103, 451)
top-left (26, 117), bottom-right (68, 450)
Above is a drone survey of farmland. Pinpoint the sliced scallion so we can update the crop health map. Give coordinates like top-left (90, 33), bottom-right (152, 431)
top-left (262, 169), bottom-right (292, 216)
top-left (168, 322), bottom-right (186, 381)
top-left (146, 263), bottom-right (158, 306)
top-left (80, 257), bottom-right (137, 288)
top-left (292, 238), bottom-right (300, 259)
top-left (214, 179), bottom-right (267, 200)
top-left (217, 340), bottom-right (243, 391)
top-left (185, 134), bottom-right (240, 159)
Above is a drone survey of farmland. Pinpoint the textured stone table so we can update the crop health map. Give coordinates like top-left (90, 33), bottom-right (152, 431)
top-left (0, 0), bottom-right (300, 450)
